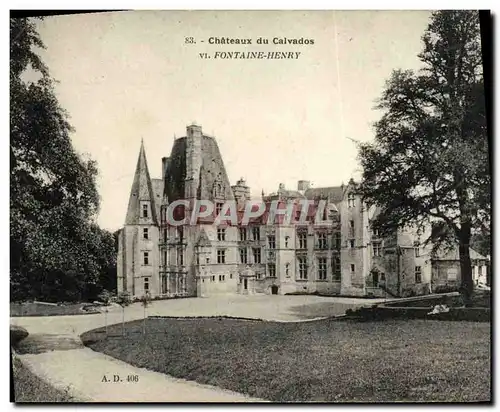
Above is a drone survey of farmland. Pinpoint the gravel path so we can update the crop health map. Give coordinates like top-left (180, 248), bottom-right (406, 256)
top-left (19, 347), bottom-right (266, 402)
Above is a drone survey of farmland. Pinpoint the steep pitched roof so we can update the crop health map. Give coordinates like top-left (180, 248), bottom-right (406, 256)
top-left (304, 186), bottom-right (344, 203)
top-left (124, 140), bottom-right (158, 225)
top-left (164, 134), bottom-right (235, 202)
top-left (151, 178), bottom-right (164, 223)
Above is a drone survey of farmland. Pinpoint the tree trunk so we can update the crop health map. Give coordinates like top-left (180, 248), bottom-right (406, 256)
top-left (143, 305), bottom-right (146, 335)
top-left (458, 233), bottom-right (474, 307)
top-left (122, 307), bottom-right (125, 336)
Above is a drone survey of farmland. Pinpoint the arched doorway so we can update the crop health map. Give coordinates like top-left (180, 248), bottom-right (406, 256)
top-left (271, 285), bottom-right (279, 295)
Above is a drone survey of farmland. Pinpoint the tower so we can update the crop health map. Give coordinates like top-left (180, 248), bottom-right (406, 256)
top-left (117, 140), bottom-right (162, 298)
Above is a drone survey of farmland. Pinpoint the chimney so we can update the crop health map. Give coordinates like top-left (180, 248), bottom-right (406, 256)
top-left (297, 180), bottom-right (310, 192)
top-left (185, 123), bottom-right (203, 199)
top-left (231, 178), bottom-right (250, 204)
top-left (187, 123), bottom-right (202, 138)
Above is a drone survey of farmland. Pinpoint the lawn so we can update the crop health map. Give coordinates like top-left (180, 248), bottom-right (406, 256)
top-left (82, 317), bottom-right (491, 403)
top-left (10, 302), bottom-right (100, 317)
top-left (12, 355), bottom-right (77, 402)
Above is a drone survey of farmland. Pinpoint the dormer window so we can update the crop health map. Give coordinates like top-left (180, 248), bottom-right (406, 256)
top-left (142, 204), bottom-right (149, 218)
top-left (348, 193), bottom-right (355, 208)
top-left (213, 175), bottom-right (224, 198)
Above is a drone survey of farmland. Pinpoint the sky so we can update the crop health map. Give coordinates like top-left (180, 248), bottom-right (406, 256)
top-left (35, 10), bottom-right (433, 231)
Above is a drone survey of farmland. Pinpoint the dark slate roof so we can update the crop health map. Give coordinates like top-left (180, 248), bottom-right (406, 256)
top-left (125, 141), bottom-right (158, 225)
top-left (304, 186), bottom-right (344, 203)
top-left (151, 178), bottom-right (164, 223)
top-left (164, 134), bottom-right (234, 202)
top-left (164, 137), bottom-right (187, 202)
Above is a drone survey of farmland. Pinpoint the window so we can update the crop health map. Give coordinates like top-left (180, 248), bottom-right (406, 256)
top-left (372, 228), bottom-right (380, 238)
top-left (163, 228), bottom-right (168, 242)
top-left (318, 258), bottom-right (327, 280)
top-left (142, 204), bottom-right (149, 218)
top-left (217, 228), bottom-right (226, 241)
top-left (239, 248), bottom-right (248, 264)
top-left (447, 268), bottom-right (458, 281)
top-left (217, 249), bottom-right (226, 264)
top-left (144, 277), bottom-right (149, 292)
top-left (373, 242), bottom-right (382, 257)
top-left (178, 249), bottom-right (184, 266)
top-left (415, 266), bottom-right (422, 283)
top-left (317, 232), bottom-right (327, 249)
top-left (350, 264), bottom-right (355, 274)
top-left (230, 273), bottom-right (233, 279)
top-left (268, 263), bottom-right (276, 278)
top-left (414, 241), bottom-right (420, 257)
top-left (143, 251), bottom-right (149, 265)
top-left (348, 193), bottom-right (355, 208)
top-left (176, 226), bottom-right (183, 239)
top-left (349, 239), bottom-right (355, 248)
top-left (219, 274), bottom-right (226, 282)
top-left (298, 231), bottom-right (307, 249)
top-left (161, 275), bottom-right (168, 294)
top-left (285, 236), bottom-right (289, 248)
top-left (143, 228), bottom-right (149, 240)
top-left (268, 235), bottom-right (276, 249)
top-left (333, 257), bottom-right (341, 281)
top-left (349, 220), bottom-right (354, 229)
top-left (215, 202), bottom-right (223, 216)
top-left (252, 226), bottom-right (260, 240)
top-left (285, 263), bottom-right (290, 277)
top-left (298, 257), bottom-right (308, 280)
top-left (335, 232), bottom-right (341, 249)
top-left (253, 248), bottom-right (261, 264)
top-left (211, 275), bottom-right (215, 282)
top-left (164, 251), bottom-right (168, 267)
top-left (239, 228), bottom-right (247, 241)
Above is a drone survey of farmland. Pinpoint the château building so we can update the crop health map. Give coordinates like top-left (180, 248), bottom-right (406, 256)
top-left (116, 124), bottom-right (488, 299)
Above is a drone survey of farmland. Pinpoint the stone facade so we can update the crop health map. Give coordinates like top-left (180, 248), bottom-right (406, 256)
top-left (117, 124), bottom-right (487, 299)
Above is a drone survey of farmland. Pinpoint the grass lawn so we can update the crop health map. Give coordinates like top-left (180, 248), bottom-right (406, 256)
top-left (82, 317), bottom-right (491, 403)
top-left (12, 356), bottom-right (76, 402)
top-left (10, 302), bottom-right (99, 317)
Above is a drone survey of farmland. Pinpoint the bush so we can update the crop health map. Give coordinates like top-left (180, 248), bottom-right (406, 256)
top-left (11, 325), bottom-right (29, 347)
top-left (434, 285), bottom-right (460, 294)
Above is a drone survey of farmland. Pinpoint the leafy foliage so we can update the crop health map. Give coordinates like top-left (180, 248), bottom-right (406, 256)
top-left (357, 11), bottom-right (489, 301)
top-left (10, 18), bottom-right (116, 302)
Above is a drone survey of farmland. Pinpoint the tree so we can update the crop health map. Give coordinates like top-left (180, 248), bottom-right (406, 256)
top-left (116, 291), bottom-right (131, 336)
top-left (357, 11), bottom-right (489, 305)
top-left (98, 289), bottom-right (114, 336)
top-left (139, 293), bottom-right (152, 335)
top-left (10, 17), bottom-right (116, 302)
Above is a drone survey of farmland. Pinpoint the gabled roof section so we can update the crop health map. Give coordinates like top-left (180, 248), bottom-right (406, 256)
top-left (195, 227), bottom-right (212, 248)
top-left (125, 140), bottom-right (159, 225)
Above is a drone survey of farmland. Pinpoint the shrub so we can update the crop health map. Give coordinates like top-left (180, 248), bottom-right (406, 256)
top-left (11, 325), bottom-right (29, 347)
